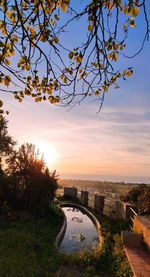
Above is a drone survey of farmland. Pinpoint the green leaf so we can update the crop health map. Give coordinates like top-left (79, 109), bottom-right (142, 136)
top-left (68, 52), bottom-right (74, 59)
top-left (0, 41), bottom-right (4, 47)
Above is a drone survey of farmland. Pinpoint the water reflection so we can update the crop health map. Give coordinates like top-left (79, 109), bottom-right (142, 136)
top-left (59, 207), bottom-right (99, 253)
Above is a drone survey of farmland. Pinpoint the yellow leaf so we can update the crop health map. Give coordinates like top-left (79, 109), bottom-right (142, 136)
top-left (63, 76), bottom-right (68, 84)
top-left (4, 75), bottom-right (11, 86)
top-left (68, 52), bottom-right (74, 59)
top-left (10, 49), bottom-right (15, 56)
top-left (53, 36), bottom-right (59, 44)
top-left (108, 1), bottom-right (113, 11)
top-left (1, 27), bottom-right (7, 36)
top-left (88, 25), bottom-right (93, 32)
top-left (6, 11), bottom-right (13, 18)
top-left (127, 70), bottom-right (133, 77)
top-left (113, 44), bottom-right (119, 51)
top-left (13, 35), bottom-right (18, 42)
top-left (131, 7), bottom-right (139, 17)
top-left (122, 70), bottom-right (127, 76)
top-left (75, 55), bottom-right (82, 63)
top-left (30, 27), bottom-right (35, 34)
top-left (61, 3), bottom-right (67, 13)
top-left (108, 53), bottom-right (112, 59)
top-left (112, 52), bottom-right (118, 61)
top-left (25, 64), bottom-right (30, 71)
top-left (103, 85), bottom-right (108, 92)
top-left (130, 18), bottom-right (136, 28)
top-left (35, 97), bottom-right (42, 102)
top-left (5, 59), bottom-right (11, 65)
top-left (124, 7), bottom-right (129, 15)
top-left (99, 64), bottom-right (103, 69)
top-left (95, 90), bottom-right (101, 96)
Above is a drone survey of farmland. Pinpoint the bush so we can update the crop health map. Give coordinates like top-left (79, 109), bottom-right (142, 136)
top-left (121, 185), bottom-right (150, 215)
top-left (112, 234), bottom-right (133, 277)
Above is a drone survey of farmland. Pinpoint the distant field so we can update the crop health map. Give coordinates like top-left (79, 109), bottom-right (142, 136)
top-left (58, 179), bottom-right (149, 197)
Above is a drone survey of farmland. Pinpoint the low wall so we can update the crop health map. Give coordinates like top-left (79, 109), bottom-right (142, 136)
top-left (94, 195), bottom-right (105, 214)
top-left (55, 206), bottom-right (67, 248)
top-left (133, 215), bottom-right (150, 250)
top-left (64, 187), bottom-right (77, 199)
top-left (115, 200), bottom-right (134, 221)
top-left (80, 191), bottom-right (89, 206)
top-left (60, 187), bottom-right (108, 215)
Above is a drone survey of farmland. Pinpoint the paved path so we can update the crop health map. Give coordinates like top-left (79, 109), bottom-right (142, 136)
top-left (122, 231), bottom-right (150, 277)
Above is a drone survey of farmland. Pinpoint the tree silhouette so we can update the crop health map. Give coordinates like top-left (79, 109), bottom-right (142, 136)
top-left (0, 0), bottom-right (149, 111)
top-left (0, 116), bottom-right (15, 156)
top-left (6, 143), bottom-right (58, 217)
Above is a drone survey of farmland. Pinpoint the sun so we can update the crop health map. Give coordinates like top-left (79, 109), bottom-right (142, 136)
top-left (34, 140), bottom-right (59, 168)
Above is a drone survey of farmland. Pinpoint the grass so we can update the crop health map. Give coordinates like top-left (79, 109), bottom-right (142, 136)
top-left (0, 205), bottom-right (64, 277)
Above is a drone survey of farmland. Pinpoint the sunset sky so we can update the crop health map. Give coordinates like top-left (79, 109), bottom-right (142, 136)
top-left (1, 2), bottom-right (150, 183)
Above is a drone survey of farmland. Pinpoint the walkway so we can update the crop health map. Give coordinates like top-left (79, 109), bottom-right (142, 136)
top-left (122, 231), bottom-right (150, 277)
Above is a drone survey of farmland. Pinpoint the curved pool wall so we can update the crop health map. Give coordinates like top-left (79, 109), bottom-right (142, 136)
top-left (55, 205), bottom-right (67, 248)
top-left (55, 202), bottom-right (103, 252)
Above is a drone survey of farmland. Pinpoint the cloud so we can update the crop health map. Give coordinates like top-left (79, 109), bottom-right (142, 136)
top-left (2, 84), bottom-right (150, 181)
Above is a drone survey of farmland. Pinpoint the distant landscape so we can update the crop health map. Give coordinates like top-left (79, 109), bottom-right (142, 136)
top-left (58, 179), bottom-right (149, 197)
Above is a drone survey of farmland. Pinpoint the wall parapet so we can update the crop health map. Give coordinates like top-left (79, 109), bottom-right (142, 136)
top-left (133, 215), bottom-right (150, 250)
top-left (115, 200), bottom-right (135, 221)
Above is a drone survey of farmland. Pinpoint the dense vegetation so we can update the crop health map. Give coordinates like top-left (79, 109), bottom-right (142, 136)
top-left (121, 185), bottom-right (150, 215)
top-left (60, 216), bottom-right (133, 277)
top-left (0, 117), bottom-right (58, 219)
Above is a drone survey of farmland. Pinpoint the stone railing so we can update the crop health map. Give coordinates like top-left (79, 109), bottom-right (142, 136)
top-left (116, 201), bottom-right (150, 250)
top-left (115, 200), bottom-right (135, 221)
top-left (133, 215), bottom-right (150, 250)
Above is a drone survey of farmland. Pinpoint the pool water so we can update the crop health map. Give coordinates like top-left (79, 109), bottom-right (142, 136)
top-left (59, 207), bottom-right (99, 253)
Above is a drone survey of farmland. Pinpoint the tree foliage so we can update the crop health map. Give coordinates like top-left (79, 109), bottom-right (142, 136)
top-left (121, 185), bottom-right (150, 215)
top-left (0, 0), bottom-right (149, 111)
top-left (6, 143), bottom-right (45, 186)
top-left (0, 116), bottom-right (15, 157)
top-left (5, 143), bottom-right (58, 217)
top-left (0, 122), bottom-right (58, 218)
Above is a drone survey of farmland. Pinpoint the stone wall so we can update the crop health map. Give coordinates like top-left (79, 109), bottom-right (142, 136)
top-left (80, 191), bottom-right (89, 206)
top-left (133, 215), bottom-right (150, 250)
top-left (115, 200), bottom-right (134, 221)
top-left (94, 195), bottom-right (105, 214)
top-left (64, 187), bottom-right (77, 200)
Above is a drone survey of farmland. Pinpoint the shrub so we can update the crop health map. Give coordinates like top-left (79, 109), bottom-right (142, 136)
top-left (112, 234), bottom-right (133, 277)
top-left (121, 186), bottom-right (150, 215)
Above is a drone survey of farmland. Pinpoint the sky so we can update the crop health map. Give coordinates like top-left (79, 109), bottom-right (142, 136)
top-left (1, 2), bottom-right (150, 183)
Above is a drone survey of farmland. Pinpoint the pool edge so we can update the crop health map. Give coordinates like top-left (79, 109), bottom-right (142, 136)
top-left (55, 202), bottom-right (104, 251)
